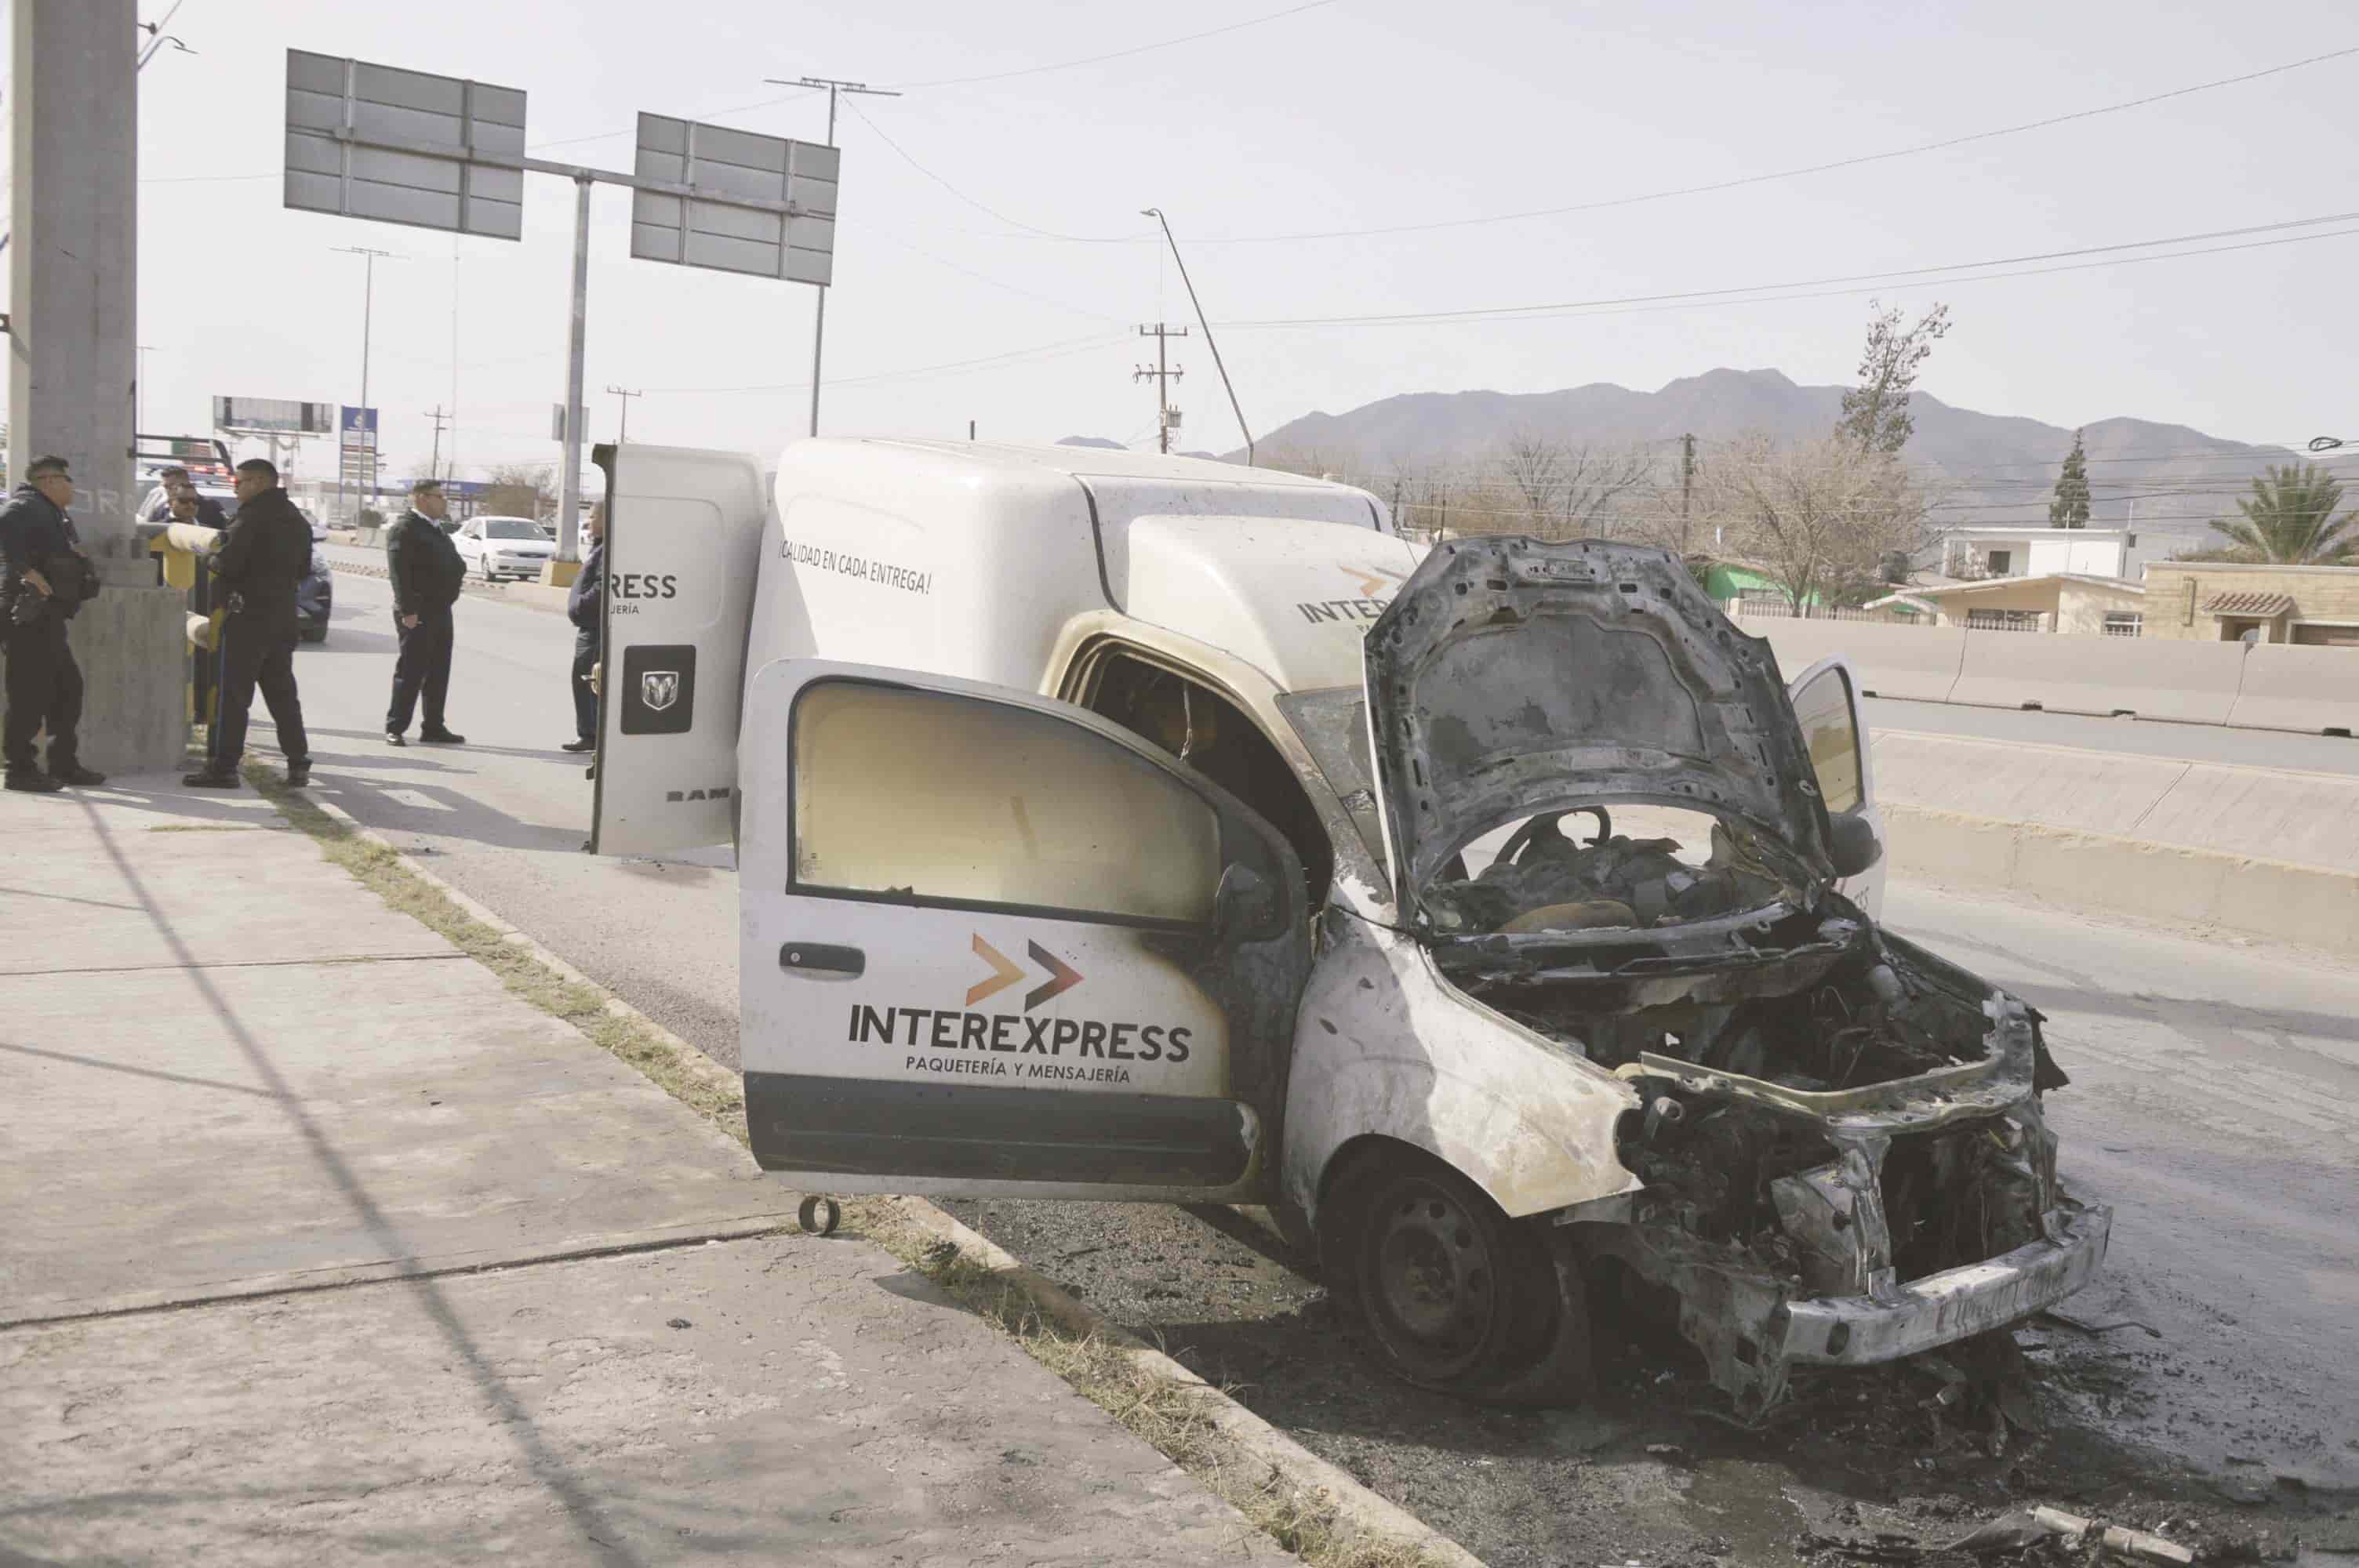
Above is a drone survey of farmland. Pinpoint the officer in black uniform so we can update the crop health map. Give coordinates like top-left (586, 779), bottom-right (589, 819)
top-left (382, 478), bottom-right (467, 747)
top-left (563, 503), bottom-right (605, 753)
top-left (184, 459), bottom-right (313, 789)
top-left (0, 456), bottom-right (104, 793)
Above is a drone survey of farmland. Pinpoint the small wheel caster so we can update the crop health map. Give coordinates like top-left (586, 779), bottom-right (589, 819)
top-left (798, 1195), bottom-right (841, 1236)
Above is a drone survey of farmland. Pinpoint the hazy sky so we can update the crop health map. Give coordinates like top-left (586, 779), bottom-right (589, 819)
top-left (11, 0), bottom-right (2358, 484)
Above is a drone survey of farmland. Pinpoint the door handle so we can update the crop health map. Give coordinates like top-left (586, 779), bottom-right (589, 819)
top-left (780, 942), bottom-right (864, 978)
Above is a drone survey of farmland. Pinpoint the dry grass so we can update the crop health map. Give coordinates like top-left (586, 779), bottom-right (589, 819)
top-left (245, 765), bottom-right (746, 1134)
top-left (249, 763), bottom-right (1451, 1568)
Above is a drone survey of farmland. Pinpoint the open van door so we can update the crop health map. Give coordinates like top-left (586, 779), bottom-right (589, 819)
top-left (734, 658), bottom-right (1312, 1203)
top-left (589, 443), bottom-right (769, 857)
top-left (1787, 655), bottom-right (1885, 919)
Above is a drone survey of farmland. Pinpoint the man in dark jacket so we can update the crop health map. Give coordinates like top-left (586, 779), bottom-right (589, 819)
top-left (0, 456), bottom-right (105, 792)
top-left (382, 478), bottom-right (467, 747)
top-left (143, 466), bottom-right (229, 529)
top-left (184, 459), bottom-right (313, 789)
top-left (562, 503), bottom-right (605, 753)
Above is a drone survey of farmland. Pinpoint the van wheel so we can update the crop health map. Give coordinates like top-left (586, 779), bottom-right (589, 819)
top-left (1324, 1148), bottom-right (1594, 1406)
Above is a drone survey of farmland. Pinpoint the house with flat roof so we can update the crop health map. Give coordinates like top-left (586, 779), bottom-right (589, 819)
top-left (1865, 573), bottom-right (2149, 635)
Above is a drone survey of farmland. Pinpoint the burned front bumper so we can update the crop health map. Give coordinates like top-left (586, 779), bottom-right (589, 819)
top-left (1777, 1200), bottom-right (2111, 1367)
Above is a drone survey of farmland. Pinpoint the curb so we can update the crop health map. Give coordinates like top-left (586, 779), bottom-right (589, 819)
top-left (293, 790), bottom-right (1486, 1568)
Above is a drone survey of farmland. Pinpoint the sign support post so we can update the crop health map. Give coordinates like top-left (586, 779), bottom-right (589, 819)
top-left (558, 176), bottom-right (591, 564)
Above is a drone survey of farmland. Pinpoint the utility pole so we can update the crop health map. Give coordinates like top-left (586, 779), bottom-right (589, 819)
top-left (334, 245), bottom-right (395, 520)
top-left (606, 385), bottom-right (642, 443)
top-left (12, 0), bottom-right (185, 771)
top-left (1679, 432), bottom-right (1696, 548)
top-left (1140, 209), bottom-right (1252, 466)
top-left (765, 74), bottom-right (902, 437)
top-left (426, 405), bottom-right (451, 478)
top-left (1135, 324), bottom-right (1187, 455)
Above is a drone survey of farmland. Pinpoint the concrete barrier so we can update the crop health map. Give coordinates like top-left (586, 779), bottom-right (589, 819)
top-left (2227, 642), bottom-right (2359, 735)
top-left (1869, 731), bottom-right (2189, 840)
top-left (1947, 630), bottom-right (2245, 723)
top-left (1883, 803), bottom-right (2359, 959)
top-left (1750, 619), bottom-right (1967, 702)
top-left (1869, 730), bottom-right (2359, 876)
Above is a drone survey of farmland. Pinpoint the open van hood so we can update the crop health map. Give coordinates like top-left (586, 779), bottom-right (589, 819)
top-left (1361, 538), bottom-right (1836, 918)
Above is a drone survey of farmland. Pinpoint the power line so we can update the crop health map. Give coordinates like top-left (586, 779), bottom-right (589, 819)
top-left (640, 330), bottom-right (1127, 395)
top-left (841, 98), bottom-right (1145, 243)
top-left (1218, 212), bottom-right (2359, 330)
top-left (1189, 43), bottom-right (2359, 245)
top-left (887, 0), bottom-right (1339, 89)
top-left (863, 224), bottom-right (1132, 322)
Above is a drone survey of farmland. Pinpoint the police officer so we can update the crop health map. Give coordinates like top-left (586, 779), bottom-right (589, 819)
top-left (184, 459), bottom-right (312, 789)
top-left (0, 456), bottom-right (104, 793)
top-left (382, 478), bottom-right (467, 747)
top-left (562, 503), bottom-right (604, 753)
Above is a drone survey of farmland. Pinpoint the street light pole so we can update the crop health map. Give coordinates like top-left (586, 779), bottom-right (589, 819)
top-left (334, 245), bottom-right (394, 518)
top-left (765, 74), bottom-right (900, 437)
top-left (1140, 209), bottom-right (1253, 466)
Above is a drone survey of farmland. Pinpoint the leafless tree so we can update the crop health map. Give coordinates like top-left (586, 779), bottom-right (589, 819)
top-left (484, 463), bottom-right (555, 520)
top-left (1699, 435), bottom-right (1939, 612)
top-left (1496, 433), bottom-right (1567, 532)
top-left (1555, 443), bottom-right (1657, 539)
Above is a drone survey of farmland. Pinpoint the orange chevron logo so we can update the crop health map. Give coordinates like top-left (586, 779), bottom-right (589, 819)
top-left (1343, 564), bottom-right (1408, 598)
top-left (966, 935), bottom-right (1025, 1006)
top-left (967, 934), bottom-right (1085, 1011)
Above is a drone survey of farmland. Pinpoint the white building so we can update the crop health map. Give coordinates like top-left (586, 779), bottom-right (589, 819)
top-left (1939, 528), bottom-right (2134, 581)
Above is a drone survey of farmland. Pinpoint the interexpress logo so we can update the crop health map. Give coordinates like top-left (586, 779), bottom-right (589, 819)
top-left (1297, 562), bottom-right (1408, 626)
top-left (845, 933), bottom-right (1194, 1084)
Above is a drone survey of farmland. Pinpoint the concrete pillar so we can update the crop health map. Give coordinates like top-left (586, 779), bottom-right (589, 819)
top-left (8, 0), bottom-right (187, 774)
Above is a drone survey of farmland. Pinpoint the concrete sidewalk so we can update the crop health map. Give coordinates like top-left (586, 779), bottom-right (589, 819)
top-left (0, 779), bottom-right (1289, 1564)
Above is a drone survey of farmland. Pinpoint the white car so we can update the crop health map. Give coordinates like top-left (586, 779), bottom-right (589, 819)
top-left (453, 514), bottom-right (557, 582)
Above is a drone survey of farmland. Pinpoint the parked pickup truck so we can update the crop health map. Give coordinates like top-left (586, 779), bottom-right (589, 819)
top-left (584, 438), bottom-right (2110, 1413)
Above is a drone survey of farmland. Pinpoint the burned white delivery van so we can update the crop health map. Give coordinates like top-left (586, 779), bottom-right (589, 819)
top-left (588, 438), bottom-right (2110, 1414)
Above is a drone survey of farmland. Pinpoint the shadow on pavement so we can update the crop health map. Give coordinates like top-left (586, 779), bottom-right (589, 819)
top-left (309, 726), bottom-right (589, 764)
top-left (300, 626), bottom-right (397, 655)
top-left (68, 795), bottom-right (653, 1567)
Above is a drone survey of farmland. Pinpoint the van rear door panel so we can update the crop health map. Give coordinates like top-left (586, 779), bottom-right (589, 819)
top-left (591, 444), bottom-right (769, 857)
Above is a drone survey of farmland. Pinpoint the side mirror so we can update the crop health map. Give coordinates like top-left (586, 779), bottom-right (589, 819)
top-left (1211, 863), bottom-right (1278, 945)
top-left (1826, 810), bottom-right (1882, 879)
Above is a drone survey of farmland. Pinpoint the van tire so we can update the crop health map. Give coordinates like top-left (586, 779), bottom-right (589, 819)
top-left (1321, 1145), bottom-right (1594, 1407)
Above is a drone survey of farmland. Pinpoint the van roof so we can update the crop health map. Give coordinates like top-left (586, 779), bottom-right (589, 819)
top-left (817, 438), bottom-right (1350, 491)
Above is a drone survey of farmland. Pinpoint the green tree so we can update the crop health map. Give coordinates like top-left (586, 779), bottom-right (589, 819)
top-left (2048, 430), bottom-right (2091, 528)
top-left (2207, 464), bottom-right (2358, 564)
top-left (1836, 300), bottom-right (1951, 454)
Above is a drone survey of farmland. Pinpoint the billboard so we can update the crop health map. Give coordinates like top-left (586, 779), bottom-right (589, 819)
top-left (215, 396), bottom-right (336, 435)
top-left (629, 114), bottom-right (838, 286)
top-left (285, 49), bottom-right (526, 241)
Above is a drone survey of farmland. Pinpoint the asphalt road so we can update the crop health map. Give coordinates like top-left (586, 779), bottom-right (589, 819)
top-left (262, 566), bottom-right (2357, 1565)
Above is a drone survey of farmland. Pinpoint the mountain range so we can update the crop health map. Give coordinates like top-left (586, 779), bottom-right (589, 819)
top-left (1076, 368), bottom-right (2352, 560)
